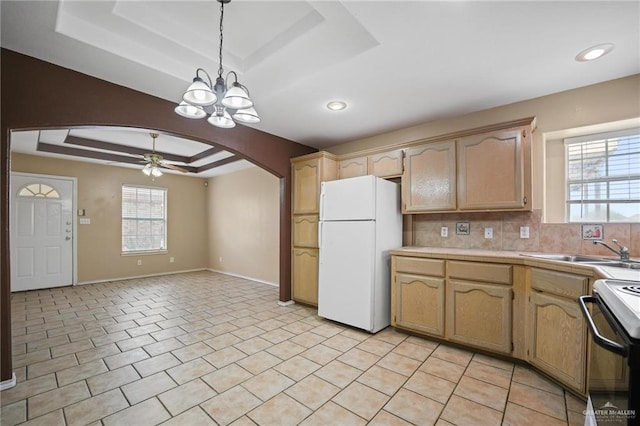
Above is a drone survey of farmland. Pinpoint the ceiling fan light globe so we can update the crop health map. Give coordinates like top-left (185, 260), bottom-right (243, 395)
top-left (142, 164), bottom-right (152, 176)
top-left (233, 107), bottom-right (260, 124)
top-left (207, 109), bottom-right (236, 128)
top-left (151, 167), bottom-right (163, 178)
top-left (221, 84), bottom-right (253, 110)
top-left (183, 80), bottom-right (216, 106)
top-left (175, 102), bottom-right (206, 119)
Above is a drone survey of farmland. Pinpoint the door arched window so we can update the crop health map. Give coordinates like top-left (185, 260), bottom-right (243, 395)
top-left (17, 183), bottom-right (60, 199)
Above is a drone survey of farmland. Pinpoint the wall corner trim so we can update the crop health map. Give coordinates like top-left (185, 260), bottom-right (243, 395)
top-left (0, 373), bottom-right (17, 391)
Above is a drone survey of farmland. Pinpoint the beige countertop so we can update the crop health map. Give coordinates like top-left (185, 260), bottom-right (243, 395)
top-left (391, 246), bottom-right (640, 282)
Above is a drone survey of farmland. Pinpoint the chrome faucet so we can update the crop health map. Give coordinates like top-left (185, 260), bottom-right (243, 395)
top-left (593, 239), bottom-right (630, 261)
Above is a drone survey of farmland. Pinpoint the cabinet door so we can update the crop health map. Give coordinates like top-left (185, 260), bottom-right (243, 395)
top-left (292, 215), bottom-right (318, 248)
top-left (338, 157), bottom-right (368, 179)
top-left (292, 248), bottom-right (319, 306)
top-left (528, 291), bottom-right (586, 393)
top-left (402, 141), bottom-right (456, 212)
top-left (393, 273), bottom-right (445, 337)
top-left (368, 149), bottom-right (404, 178)
top-left (293, 159), bottom-right (322, 214)
top-left (446, 280), bottom-right (512, 353)
top-left (458, 127), bottom-right (525, 210)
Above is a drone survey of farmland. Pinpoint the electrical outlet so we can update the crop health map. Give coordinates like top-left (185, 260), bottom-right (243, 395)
top-left (219, 256), bottom-right (223, 263)
top-left (484, 227), bottom-right (493, 239)
top-left (441, 226), bottom-right (448, 237)
top-left (137, 259), bottom-right (142, 266)
top-left (520, 226), bottom-right (530, 239)
top-left (170, 257), bottom-right (175, 263)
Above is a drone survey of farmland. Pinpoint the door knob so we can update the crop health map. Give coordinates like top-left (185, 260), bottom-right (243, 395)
top-left (65, 236), bottom-right (71, 241)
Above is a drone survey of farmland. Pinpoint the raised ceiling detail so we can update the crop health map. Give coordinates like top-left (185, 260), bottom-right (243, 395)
top-left (2, 1), bottom-right (638, 147)
top-left (10, 128), bottom-right (254, 178)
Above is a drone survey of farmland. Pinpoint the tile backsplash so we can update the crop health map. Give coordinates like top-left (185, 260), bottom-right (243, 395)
top-left (411, 210), bottom-right (640, 258)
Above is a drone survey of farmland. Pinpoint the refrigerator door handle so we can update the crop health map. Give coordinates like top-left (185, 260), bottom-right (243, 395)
top-left (318, 221), bottom-right (323, 253)
top-left (319, 184), bottom-right (325, 221)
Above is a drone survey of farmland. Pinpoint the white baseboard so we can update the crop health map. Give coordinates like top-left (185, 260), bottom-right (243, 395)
top-left (206, 269), bottom-right (278, 288)
top-left (76, 268), bottom-right (207, 286)
top-left (0, 373), bottom-right (17, 391)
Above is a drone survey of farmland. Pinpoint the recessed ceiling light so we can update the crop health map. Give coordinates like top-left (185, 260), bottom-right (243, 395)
top-left (326, 101), bottom-right (347, 111)
top-left (575, 43), bottom-right (615, 62)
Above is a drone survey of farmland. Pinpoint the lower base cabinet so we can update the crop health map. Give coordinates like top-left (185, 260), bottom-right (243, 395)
top-left (446, 280), bottom-right (512, 354)
top-left (292, 248), bottom-right (319, 306)
top-left (393, 273), bottom-right (445, 336)
top-left (528, 291), bottom-right (586, 392)
top-left (391, 254), bottom-right (595, 397)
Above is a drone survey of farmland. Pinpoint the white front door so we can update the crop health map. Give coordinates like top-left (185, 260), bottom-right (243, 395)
top-left (10, 174), bottom-right (75, 291)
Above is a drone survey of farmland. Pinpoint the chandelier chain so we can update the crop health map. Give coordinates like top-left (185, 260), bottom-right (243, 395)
top-left (218, 1), bottom-right (225, 79)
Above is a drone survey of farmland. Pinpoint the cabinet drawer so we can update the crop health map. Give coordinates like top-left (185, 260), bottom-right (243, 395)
top-left (531, 268), bottom-right (587, 299)
top-left (293, 215), bottom-right (318, 247)
top-left (395, 256), bottom-right (445, 277)
top-left (448, 261), bottom-right (512, 285)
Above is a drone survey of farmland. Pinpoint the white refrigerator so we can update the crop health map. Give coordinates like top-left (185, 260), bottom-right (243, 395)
top-left (317, 175), bottom-right (402, 333)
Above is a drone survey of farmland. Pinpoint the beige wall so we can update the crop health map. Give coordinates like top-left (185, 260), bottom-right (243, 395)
top-left (11, 153), bottom-right (209, 283)
top-left (324, 75), bottom-right (640, 255)
top-left (206, 166), bottom-right (280, 285)
top-left (326, 74), bottom-right (640, 213)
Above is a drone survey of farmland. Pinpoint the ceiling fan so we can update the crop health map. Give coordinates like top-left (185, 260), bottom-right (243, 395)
top-left (141, 133), bottom-right (188, 178)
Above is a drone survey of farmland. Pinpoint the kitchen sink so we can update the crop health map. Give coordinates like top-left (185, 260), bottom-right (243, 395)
top-left (523, 254), bottom-right (640, 269)
top-left (525, 254), bottom-right (608, 262)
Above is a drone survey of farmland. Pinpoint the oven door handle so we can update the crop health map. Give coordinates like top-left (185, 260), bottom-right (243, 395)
top-left (578, 295), bottom-right (629, 357)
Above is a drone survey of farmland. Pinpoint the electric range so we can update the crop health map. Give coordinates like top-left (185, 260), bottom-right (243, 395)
top-left (580, 279), bottom-right (639, 426)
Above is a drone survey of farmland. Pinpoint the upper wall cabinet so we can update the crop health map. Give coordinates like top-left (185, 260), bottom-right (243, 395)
top-left (292, 153), bottom-right (337, 214)
top-left (457, 126), bottom-right (527, 210)
top-left (403, 141), bottom-right (457, 212)
top-left (368, 149), bottom-right (404, 178)
top-left (338, 156), bottom-right (368, 179)
top-left (401, 118), bottom-right (534, 213)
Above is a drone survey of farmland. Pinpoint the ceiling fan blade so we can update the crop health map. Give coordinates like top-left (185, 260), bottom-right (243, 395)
top-left (162, 163), bottom-right (189, 173)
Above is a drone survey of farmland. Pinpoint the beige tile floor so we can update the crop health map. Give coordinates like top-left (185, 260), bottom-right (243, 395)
top-left (1, 271), bottom-right (587, 425)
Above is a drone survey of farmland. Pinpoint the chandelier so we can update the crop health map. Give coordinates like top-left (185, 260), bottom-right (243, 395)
top-left (175, 0), bottom-right (259, 128)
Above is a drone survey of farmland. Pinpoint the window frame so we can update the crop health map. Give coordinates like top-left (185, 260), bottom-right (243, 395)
top-left (564, 127), bottom-right (640, 223)
top-left (121, 184), bottom-right (168, 255)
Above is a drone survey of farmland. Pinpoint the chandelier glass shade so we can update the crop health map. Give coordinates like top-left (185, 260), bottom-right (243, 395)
top-left (175, 0), bottom-right (259, 128)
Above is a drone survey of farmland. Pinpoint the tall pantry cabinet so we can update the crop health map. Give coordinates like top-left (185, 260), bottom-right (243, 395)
top-left (291, 152), bottom-right (337, 306)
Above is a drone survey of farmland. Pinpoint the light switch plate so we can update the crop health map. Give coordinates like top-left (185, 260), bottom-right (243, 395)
top-left (520, 226), bottom-right (530, 239)
top-left (79, 218), bottom-right (90, 225)
top-left (441, 227), bottom-right (448, 237)
top-left (484, 227), bottom-right (493, 239)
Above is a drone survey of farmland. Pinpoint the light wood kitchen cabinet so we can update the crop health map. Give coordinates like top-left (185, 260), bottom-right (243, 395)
top-left (291, 248), bottom-right (319, 305)
top-left (528, 268), bottom-right (588, 393)
top-left (368, 149), bottom-right (404, 178)
top-left (457, 126), bottom-right (528, 210)
top-left (292, 152), bottom-right (337, 214)
top-left (338, 156), bottom-right (368, 179)
top-left (402, 141), bottom-right (456, 212)
top-left (291, 152), bottom-right (337, 306)
top-left (392, 257), bottom-right (446, 337)
top-left (446, 261), bottom-right (513, 354)
top-left (292, 215), bottom-right (318, 248)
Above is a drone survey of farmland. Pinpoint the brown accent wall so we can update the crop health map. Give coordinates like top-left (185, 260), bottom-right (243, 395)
top-left (0, 49), bottom-right (316, 383)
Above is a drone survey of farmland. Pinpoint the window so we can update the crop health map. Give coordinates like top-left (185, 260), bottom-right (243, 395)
top-left (122, 185), bottom-right (167, 253)
top-left (565, 128), bottom-right (640, 222)
top-left (18, 183), bottom-right (60, 198)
